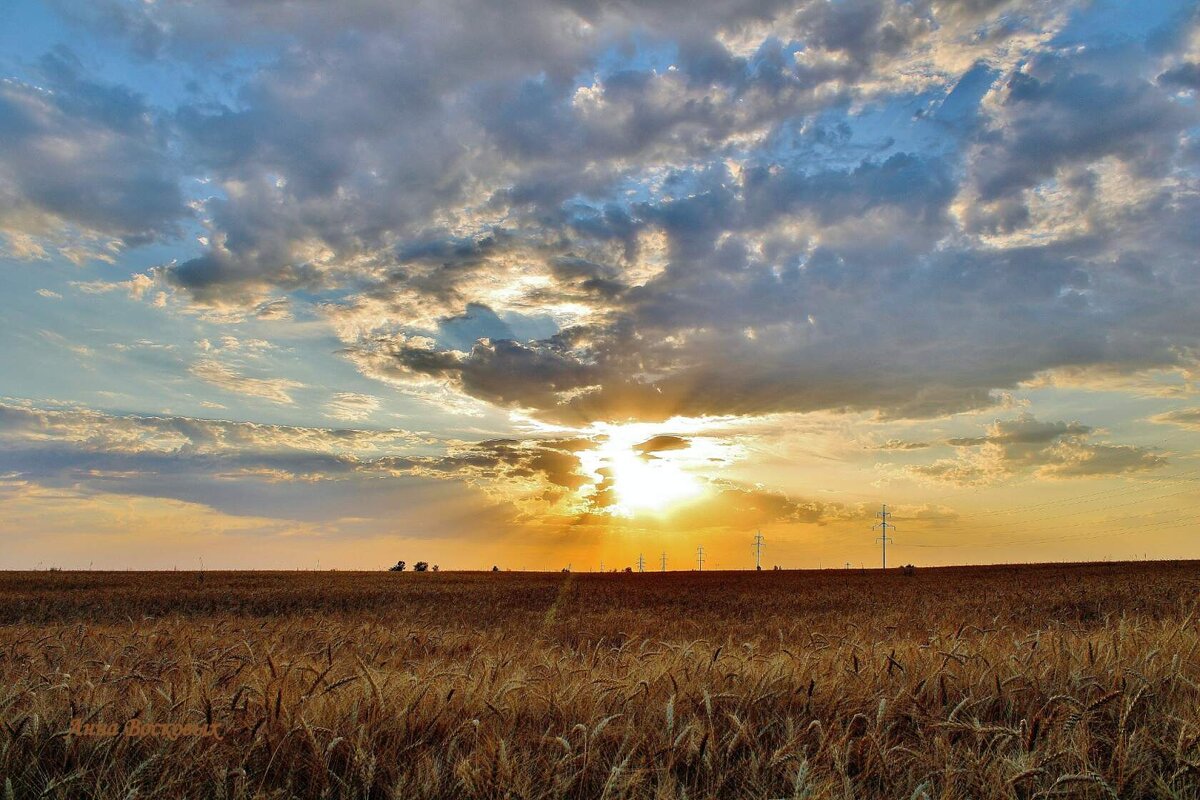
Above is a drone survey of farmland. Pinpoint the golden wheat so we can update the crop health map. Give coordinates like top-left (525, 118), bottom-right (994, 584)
top-left (2, 562), bottom-right (1199, 799)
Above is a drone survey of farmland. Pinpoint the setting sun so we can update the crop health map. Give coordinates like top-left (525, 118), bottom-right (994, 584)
top-left (580, 425), bottom-right (705, 516)
top-left (608, 448), bottom-right (701, 516)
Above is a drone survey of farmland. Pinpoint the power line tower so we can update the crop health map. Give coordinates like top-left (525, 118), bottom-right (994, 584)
top-left (872, 504), bottom-right (895, 569)
top-left (660, 551), bottom-right (667, 572)
top-left (752, 530), bottom-right (765, 570)
top-left (637, 553), bottom-right (646, 573)
top-left (599, 560), bottom-right (604, 573)
top-left (697, 544), bottom-right (705, 571)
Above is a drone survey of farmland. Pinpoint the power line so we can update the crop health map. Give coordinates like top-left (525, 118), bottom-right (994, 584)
top-left (904, 488), bottom-right (1200, 547)
top-left (961, 503), bottom-right (1187, 538)
top-left (878, 474), bottom-right (1200, 550)
top-left (833, 466), bottom-right (1200, 562)
top-left (902, 507), bottom-right (1199, 549)
top-left (949, 486), bottom-right (1199, 531)
top-left (927, 467), bottom-right (1200, 518)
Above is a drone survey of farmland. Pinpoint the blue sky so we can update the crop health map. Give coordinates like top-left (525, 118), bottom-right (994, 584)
top-left (2, 0), bottom-right (1200, 569)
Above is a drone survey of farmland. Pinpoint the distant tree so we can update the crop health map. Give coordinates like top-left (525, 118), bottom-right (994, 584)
top-left (389, 560), bottom-right (406, 572)
top-left (624, 566), bottom-right (633, 573)
top-left (561, 567), bottom-right (570, 573)
top-left (414, 561), bottom-right (429, 572)
top-left (432, 564), bottom-right (439, 572)
top-left (492, 565), bottom-right (500, 572)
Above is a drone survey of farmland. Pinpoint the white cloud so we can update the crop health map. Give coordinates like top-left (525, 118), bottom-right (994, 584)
top-left (325, 392), bottom-right (382, 422)
top-left (190, 358), bottom-right (303, 405)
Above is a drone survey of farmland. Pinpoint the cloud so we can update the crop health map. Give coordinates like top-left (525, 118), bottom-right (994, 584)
top-left (7, 0), bottom-right (1200, 430)
top-left (0, 397), bottom-right (860, 543)
top-left (961, 49), bottom-right (1190, 237)
top-left (190, 358), bottom-right (303, 405)
top-left (907, 413), bottom-right (1166, 486)
top-left (634, 435), bottom-right (690, 455)
top-left (0, 399), bottom-right (464, 527)
top-left (0, 48), bottom-right (186, 257)
top-left (0, 398), bottom-right (592, 515)
top-left (1158, 62), bottom-right (1200, 89)
top-left (1150, 407), bottom-right (1200, 430)
top-left (946, 417), bottom-right (1091, 448)
top-left (906, 458), bottom-right (994, 487)
top-left (324, 392), bottom-right (382, 422)
top-left (1045, 443), bottom-right (1168, 478)
top-left (0, 401), bottom-right (422, 457)
top-left (400, 438), bottom-right (594, 495)
top-left (874, 439), bottom-right (930, 451)
top-left (72, 272), bottom-right (158, 300)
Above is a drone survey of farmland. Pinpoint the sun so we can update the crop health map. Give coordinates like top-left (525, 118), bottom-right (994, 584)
top-left (582, 424), bottom-right (704, 516)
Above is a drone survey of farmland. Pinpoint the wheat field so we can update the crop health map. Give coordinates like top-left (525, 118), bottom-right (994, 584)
top-left (2, 562), bottom-right (1200, 799)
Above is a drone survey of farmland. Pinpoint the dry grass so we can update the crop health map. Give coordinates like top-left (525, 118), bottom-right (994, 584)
top-left (3, 562), bottom-right (1200, 799)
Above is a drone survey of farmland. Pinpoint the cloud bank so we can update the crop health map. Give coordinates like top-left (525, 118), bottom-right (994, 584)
top-left (4, 0), bottom-right (1196, 427)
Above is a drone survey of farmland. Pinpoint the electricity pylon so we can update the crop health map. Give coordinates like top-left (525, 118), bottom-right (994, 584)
top-left (872, 504), bottom-right (895, 569)
top-left (752, 530), bottom-right (765, 570)
top-left (660, 552), bottom-right (667, 572)
top-left (697, 544), bottom-right (705, 571)
top-left (637, 553), bottom-right (646, 573)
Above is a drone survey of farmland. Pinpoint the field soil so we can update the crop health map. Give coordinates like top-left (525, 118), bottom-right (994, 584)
top-left (2, 562), bottom-right (1199, 799)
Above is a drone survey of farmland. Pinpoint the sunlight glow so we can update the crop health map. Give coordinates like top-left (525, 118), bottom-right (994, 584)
top-left (582, 424), bottom-right (705, 516)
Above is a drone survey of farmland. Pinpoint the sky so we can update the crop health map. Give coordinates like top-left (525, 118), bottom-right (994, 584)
top-left (2, 0), bottom-right (1200, 570)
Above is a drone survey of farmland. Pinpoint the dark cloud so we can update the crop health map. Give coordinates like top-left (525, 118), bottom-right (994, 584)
top-left (131, 0), bottom-right (1020, 304)
top-left (0, 48), bottom-right (186, 249)
top-left (1157, 62), bottom-right (1200, 89)
top-left (947, 418), bottom-right (1091, 447)
top-left (963, 50), bottom-right (1189, 233)
top-left (366, 225), bottom-right (1200, 423)
top-left (0, 401), bottom-right (581, 523)
top-left (404, 438), bottom-right (592, 492)
top-left (789, 0), bottom-right (932, 66)
top-left (8, 0), bottom-right (1200, 428)
top-left (633, 435), bottom-right (690, 455)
